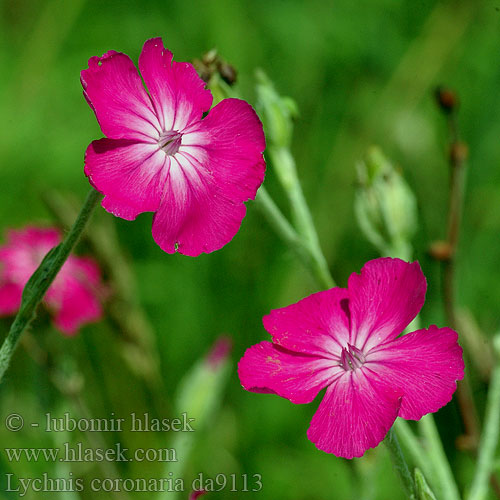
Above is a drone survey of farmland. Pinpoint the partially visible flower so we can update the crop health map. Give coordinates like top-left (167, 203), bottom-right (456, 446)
top-left (189, 491), bottom-right (206, 500)
top-left (0, 227), bottom-right (103, 335)
top-left (206, 335), bottom-right (232, 370)
top-left (238, 257), bottom-right (464, 459)
top-left (81, 37), bottom-right (266, 257)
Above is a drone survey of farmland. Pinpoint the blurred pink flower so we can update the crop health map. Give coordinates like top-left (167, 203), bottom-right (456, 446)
top-left (0, 227), bottom-right (103, 335)
top-left (206, 335), bottom-right (232, 370)
top-left (81, 37), bottom-right (266, 257)
top-left (238, 257), bottom-right (464, 458)
top-left (189, 491), bottom-right (206, 500)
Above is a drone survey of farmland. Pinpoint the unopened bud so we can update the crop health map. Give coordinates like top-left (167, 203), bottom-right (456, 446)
top-left (429, 240), bottom-right (453, 261)
top-left (218, 62), bottom-right (237, 85)
top-left (255, 69), bottom-right (298, 149)
top-left (435, 87), bottom-right (458, 113)
top-left (192, 58), bottom-right (214, 83)
top-left (193, 49), bottom-right (220, 83)
top-left (355, 147), bottom-right (417, 259)
top-left (206, 336), bottom-right (232, 370)
top-left (202, 49), bottom-right (218, 66)
top-left (175, 336), bottom-right (232, 427)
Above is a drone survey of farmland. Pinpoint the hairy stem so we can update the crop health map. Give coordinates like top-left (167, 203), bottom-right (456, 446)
top-left (394, 419), bottom-right (436, 489)
top-left (468, 338), bottom-right (500, 500)
top-left (267, 147), bottom-right (334, 289)
top-left (384, 428), bottom-right (416, 500)
top-left (0, 188), bottom-right (101, 383)
top-left (255, 186), bottom-right (335, 289)
top-left (418, 414), bottom-right (461, 500)
top-left (42, 190), bottom-right (166, 409)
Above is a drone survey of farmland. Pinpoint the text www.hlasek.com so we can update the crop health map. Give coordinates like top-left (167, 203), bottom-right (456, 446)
top-left (5, 442), bottom-right (177, 463)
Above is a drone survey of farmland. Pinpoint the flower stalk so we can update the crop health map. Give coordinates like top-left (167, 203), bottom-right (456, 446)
top-left (394, 419), bottom-right (436, 488)
top-left (418, 414), bottom-right (461, 500)
top-left (433, 88), bottom-right (479, 448)
top-left (265, 146), bottom-right (334, 289)
top-left (384, 428), bottom-right (416, 500)
top-left (468, 335), bottom-right (500, 500)
top-left (255, 186), bottom-right (334, 290)
top-left (42, 189), bottom-right (165, 395)
top-left (0, 187), bottom-right (101, 383)
top-left (355, 146), bottom-right (461, 500)
top-left (255, 69), bottom-right (334, 289)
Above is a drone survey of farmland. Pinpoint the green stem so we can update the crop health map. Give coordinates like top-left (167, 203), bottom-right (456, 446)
top-left (418, 414), bottom-right (461, 500)
top-left (267, 147), bottom-right (334, 289)
top-left (0, 188), bottom-right (101, 383)
top-left (468, 337), bottom-right (500, 500)
top-left (394, 419), bottom-right (436, 489)
top-left (268, 147), bottom-right (316, 243)
top-left (255, 186), bottom-right (335, 289)
top-left (384, 428), bottom-right (416, 500)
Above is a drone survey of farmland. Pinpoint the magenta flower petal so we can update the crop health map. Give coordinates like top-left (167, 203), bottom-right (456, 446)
top-left (85, 139), bottom-right (168, 220)
top-left (366, 325), bottom-right (464, 420)
top-left (0, 227), bottom-right (60, 283)
top-left (150, 155), bottom-right (248, 256)
top-left (81, 51), bottom-right (161, 141)
top-left (151, 99), bottom-right (266, 256)
top-left (197, 98), bottom-right (267, 203)
top-left (238, 341), bottom-right (340, 404)
top-left (238, 257), bottom-right (464, 458)
top-left (4, 226), bottom-right (60, 249)
top-left (0, 283), bottom-right (23, 314)
top-left (348, 257), bottom-right (427, 351)
top-left (0, 227), bottom-right (104, 335)
top-left (307, 370), bottom-right (402, 458)
top-left (46, 258), bottom-right (103, 336)
top-left (262, 288), bottom-right (350, 356)
top-left (82, 38), bottom-right (266, 255)
top-left (138, 38), bottom-right (213, 131)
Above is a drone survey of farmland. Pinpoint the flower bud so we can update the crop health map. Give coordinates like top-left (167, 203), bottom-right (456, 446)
top-left (435, 87), bottom-right (458, 114)
top-left (255, 69), bottom-right (298, 149)
top-left (218, 62), bottom-right (237, 85)
top-left (355, 147), bottom-right (418, 260)
top-left (176, 336), bottom-right (232, 428)
top-left (429, 240), bottom-right (453, 261)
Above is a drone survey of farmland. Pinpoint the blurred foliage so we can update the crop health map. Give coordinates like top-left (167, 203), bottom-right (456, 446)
top-left (1, 0), bottom-right (499, 499)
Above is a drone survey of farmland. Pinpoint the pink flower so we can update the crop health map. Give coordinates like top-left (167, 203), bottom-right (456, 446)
top-left (189, 491), bottom-right (206, 500)
top-left (0, 227), bottom-right (103, 335)
top-left (206, 335), bottom-right (233, 370)
top-left (81, 37), bottom-right (266, 257)
top-left (238, 257), bottom-right (464, 458)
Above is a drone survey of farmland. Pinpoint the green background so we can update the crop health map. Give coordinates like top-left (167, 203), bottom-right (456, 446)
top-left (0, 0), bottom-right (499, 498)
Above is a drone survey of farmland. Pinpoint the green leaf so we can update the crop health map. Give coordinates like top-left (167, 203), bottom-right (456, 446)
top-left (20, 243), bottom-right (62, 308)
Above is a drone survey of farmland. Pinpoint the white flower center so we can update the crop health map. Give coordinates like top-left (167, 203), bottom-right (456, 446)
top-left (339, 343), bottom-right (366, 372)
top-left (158, 130), bottom-right (182, 156)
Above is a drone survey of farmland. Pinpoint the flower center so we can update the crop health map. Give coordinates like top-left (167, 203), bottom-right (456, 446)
top-left (158, 130), bottom-right (182, 156)
top-left (339, 344), bottom-right (366, 372)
